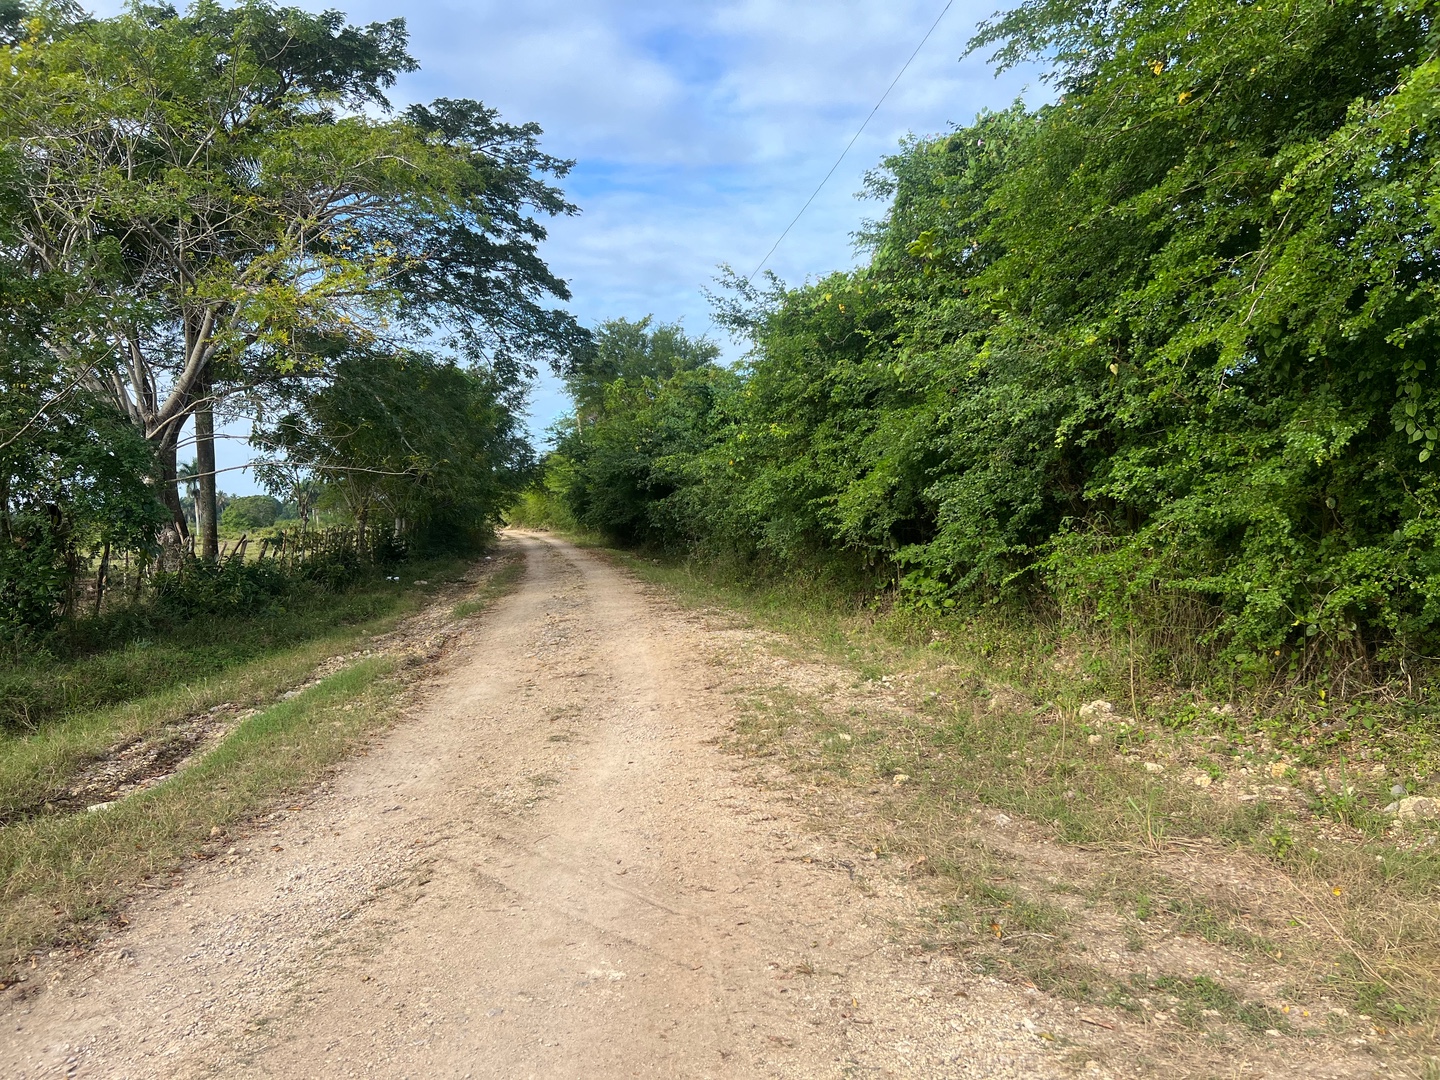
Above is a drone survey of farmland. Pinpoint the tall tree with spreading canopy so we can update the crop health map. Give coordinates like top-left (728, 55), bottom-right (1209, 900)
top-left (0, 145), bottom-right (163, 637)
top-left (252, 349), bottom-right (532, 554)
top-left (0, 0), bottom-right (585, 556)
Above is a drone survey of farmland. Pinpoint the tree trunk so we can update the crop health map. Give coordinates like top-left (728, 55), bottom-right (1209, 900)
top-left (154, 429), bottom-right (190, 541)
top-left (152, 426), bottom-right (189, 572)
top-left (62, 526), bottom-right (78, 621)
top-left (195, 379), bottom-right (219, 560)
top-left (355, 500), bottom-right (369, 559)
top-left (93, 541), bottom-right (110, 618)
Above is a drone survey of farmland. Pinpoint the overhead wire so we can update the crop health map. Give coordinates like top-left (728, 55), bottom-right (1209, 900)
top-left (742, 0), bottom-right (957, 286)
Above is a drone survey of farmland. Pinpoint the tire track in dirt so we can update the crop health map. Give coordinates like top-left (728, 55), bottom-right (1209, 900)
top-left (0, 533), bottom-right (1074, 1079)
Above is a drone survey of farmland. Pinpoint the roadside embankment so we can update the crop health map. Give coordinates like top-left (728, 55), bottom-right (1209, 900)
top-left (606, 542), bottom-right (1440, 1076)
top-left (0, 548), bottom-right (524, 975)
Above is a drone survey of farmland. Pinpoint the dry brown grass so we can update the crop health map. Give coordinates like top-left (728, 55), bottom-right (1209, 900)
top-left (619, 550), bottom-right (1440, 1078)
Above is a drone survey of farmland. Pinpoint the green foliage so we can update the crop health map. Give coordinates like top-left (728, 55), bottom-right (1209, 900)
top-left (546, 0), bottom-right (1440, 681)
top-left (1, 0), bottom-right (584, 398)
top-left (505, 456), bottom-right (577, 531)
top-left (551, 318), bottom-right (733, 547)
top-left (0, 378), bottom-right (160, 640)
top-left (1, 2), bottom-right (577, 636)
top-left (0, 158), bottom-right (164, 641)
top-left (254, 350), bottom-right (531, 553)
top-left (0, 566), bottom-right (412, 732)
top-left (150, 558), bottom-right (296, 619)
top-left (960, 0), bottom-right (1440, 667)
top-left (219, 496), bottom-right (282, 533)
top-left (562, 315), bottom-right (722, 423)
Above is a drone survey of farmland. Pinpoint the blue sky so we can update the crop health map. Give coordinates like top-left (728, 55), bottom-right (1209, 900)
top-left (94, 0), bottom-right (1042, 493)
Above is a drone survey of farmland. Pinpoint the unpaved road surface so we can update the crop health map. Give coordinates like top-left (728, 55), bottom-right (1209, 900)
top-left (1, 533), bottom-right (1077, 1078)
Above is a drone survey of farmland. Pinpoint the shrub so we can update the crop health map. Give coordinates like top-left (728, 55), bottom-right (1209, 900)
top-left (151, 557), bottom-right (294, 617)
top-left (220, 495), bottom-right (281, 532)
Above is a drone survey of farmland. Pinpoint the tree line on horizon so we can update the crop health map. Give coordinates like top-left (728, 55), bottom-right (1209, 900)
top-left (0, 0), bottom-right (584, 639)
top-left (543, 0), bottom-right (1440, 689)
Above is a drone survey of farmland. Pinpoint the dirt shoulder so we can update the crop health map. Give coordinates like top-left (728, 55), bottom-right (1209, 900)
top-left (614, 547), bottom-right (1439, 1079)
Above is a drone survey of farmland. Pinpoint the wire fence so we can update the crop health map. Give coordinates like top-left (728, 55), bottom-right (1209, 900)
top-left (75, 524), bottom-right (411, 621)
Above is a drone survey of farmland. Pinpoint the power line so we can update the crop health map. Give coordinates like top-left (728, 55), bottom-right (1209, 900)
top-left (744, 0), bottom-right (957, 285)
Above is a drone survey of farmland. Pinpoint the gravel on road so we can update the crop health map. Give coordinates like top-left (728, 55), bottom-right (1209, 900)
top-left (0, 533), bottom-right (1080, 1079)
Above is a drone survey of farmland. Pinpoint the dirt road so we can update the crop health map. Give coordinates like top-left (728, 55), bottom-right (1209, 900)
top-left (1, 533), bottom-right (1075, 1078)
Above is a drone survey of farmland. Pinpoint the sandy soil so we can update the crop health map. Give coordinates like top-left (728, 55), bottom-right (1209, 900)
top-left (0, 533), bottom-right (1084, 1079)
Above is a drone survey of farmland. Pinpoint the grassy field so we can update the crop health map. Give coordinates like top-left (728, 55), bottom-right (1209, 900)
top-left (0, 553), bottom-right (522, 973)
top-left (605, 544), bottom-right (1440, 1069)
top-left (0, 559), bottom-right (469, 815)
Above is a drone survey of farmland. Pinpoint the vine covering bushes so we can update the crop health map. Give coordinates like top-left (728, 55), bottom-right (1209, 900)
top-left (551, 0), bottom-right (1440, 681)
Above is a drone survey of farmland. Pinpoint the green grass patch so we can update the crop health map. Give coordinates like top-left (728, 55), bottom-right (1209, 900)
top-left (0, 658), bottom-right (397, 968)
top-left (0, 556), bottom-right (467, 732)
top-left (0, 565), bottom-right (462, 821)
top-left (1149, 974), bottom-right (1290, 1033)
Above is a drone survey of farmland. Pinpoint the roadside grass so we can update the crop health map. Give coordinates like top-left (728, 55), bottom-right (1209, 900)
top-left (0, 556), bottom-right (469, 732)
top-left (0, 658), bottom-right (396, 969)
top-left (608, 547), bottom-right (1440, 1064)
top-left (0, 562), bottom-right (466, 822)
top-left (0, 548), bottom-right (524, 974)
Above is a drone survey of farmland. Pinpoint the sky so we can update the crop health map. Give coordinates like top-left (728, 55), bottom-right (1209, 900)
top-left (93, 0), bottom-right (1044, 494)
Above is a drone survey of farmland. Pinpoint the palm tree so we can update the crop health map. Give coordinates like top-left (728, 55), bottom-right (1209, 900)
top-left (178, 460), bottom-right (201, 533)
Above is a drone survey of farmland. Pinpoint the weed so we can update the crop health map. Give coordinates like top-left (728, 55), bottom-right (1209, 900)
top-left (1162, 894), bottom-right (1278, 957)
top-left (1354, 980), bottom-right (1415, 1026)
top-left (1263, 821), bottom-right (1296, 861)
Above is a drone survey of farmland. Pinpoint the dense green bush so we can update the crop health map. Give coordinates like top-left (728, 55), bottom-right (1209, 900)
top-left (549, 0), bottom-right (1440, 681)
top-left (552, 317), bottom-right (732, 546)
top-left (151, 559), bottom-right (295, 618)
top-left (219, 496), bottom-right (282, 533)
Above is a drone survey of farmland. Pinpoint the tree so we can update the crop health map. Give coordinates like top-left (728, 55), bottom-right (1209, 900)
top-left (564, 317), bottom-right (720, 425)
top-left (0, 1), bottom-right (584, 556)
top-left (552, 319), bottom-right (731, 546)
top-left (219, 494), bottom-right (280, 532)
top-left (0, 347), bottom-right (164, 637)
top-left (253, 349), bottom-right (532, 554)
top-left (178, 460), bottom-right (200, 532)
top-left (0, 134), bottom-right (163, 638)
top-left (0, 291), bottom-right (161, 636)
top-left (543, 0), bottom-right (1440, 671)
